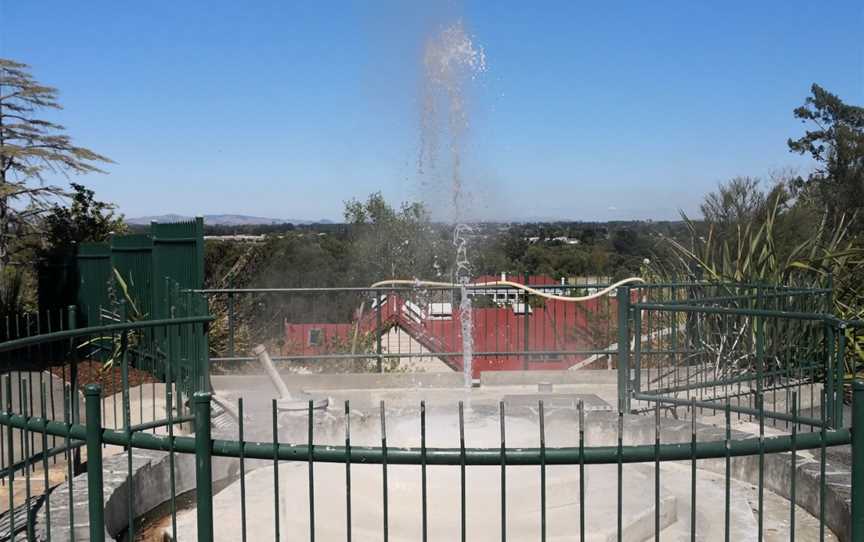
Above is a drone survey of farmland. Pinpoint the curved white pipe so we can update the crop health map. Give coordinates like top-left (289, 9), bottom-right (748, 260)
top-left (369, 276), bottom-right (645, 302)
top-left (349, 276), bottom-right (646, 361)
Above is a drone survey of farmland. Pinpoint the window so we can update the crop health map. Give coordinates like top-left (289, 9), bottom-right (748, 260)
top-left (308, 328), bottom-right (323, 346)
top-left (429, 302), bottom-right (453, 320)
top-left (512, 303), bottom-right (533, 315)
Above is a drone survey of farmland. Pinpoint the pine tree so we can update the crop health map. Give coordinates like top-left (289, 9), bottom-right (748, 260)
top-left (0, 58), bottom-right (111, 268)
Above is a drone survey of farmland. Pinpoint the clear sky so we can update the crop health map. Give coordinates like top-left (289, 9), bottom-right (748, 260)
top-left (1, 1), bottom-right (862, 222)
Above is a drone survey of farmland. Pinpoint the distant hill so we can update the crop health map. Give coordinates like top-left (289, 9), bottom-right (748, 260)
top-left (127, 214), bottom-right (334, 226)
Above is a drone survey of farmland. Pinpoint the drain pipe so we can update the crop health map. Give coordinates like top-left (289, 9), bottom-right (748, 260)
top-left (253, 344), bottom-right (329, 411)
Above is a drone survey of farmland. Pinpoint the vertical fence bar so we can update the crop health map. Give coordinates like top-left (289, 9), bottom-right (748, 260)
top-left (238, 398), bottom-right (247, 542)
top-left (724, 402), bottom-right (731, 542)
top-left (578, 400), bottom-right (585, 542)
top-left (654, 400), bottom-right (660, 542)
top-left (755, 295), bottom-right (765, 430)
top-left (617, 410), bottom-right (623, 542)
top-left (836, 330), bottom-right (846, 428)
top-left (376, 294), bottom-right (383, 373)
top-left (617, 287), bottom-right (631, 413)
top-left (193, 392), bottom-right (214, 542)
top-left (272, 399), bottom-right (280, 542)
top-left (500, 401), bottom-right (506, 542)
top-left (85, 385), bottom-right (105, 542)
top-left (166, 309), bottom-right (179, 541)
top-left (67, 305), bottom-right (81, 480)
top-left (458, 401), bottom-right (466, 542)
top-left (67, 307), bottom-right (79, 443)
top-left (1, 372), bottom-right (5, 489)
top-left (308, 400), bottom-right (316, 542)
top-left (380, 401), bottom-right (389, 542)
top-left (420, 400), bottom-right (427, 542)
top-left (633, 309), bottom-right (641, 395)
top-left (825, 324), bottom-right (836, 429)
top-left (64, 384), bottom-right (75, 542)
top-left (523, 274), bottom-right (530, 370)
top-left (820, 390), bottom-right (827, 542)
top-left (852, 381), bottom-right (864, 542)
top-left (757, 395), bottom-right (765, 542)
top-left (23, 383), bottom-right (32, 541)
top-left (539, 400), bottom-right (546, 542)
top-left (40, 382), bottom-right (52, 542)
top-left (690, 397), bottom-right (697, 541)
top-left (16, 374), bottom-right (24, 486)
top-left (790, 391), bottom-right (798, 541)
top-left (119, 301), bottom-right (136, 542)
top-left (4, 376), bottom-right (14, 541)
top-left (227, 292), bottom-right (236, 358)
top-left (345, 400), bottom-right (352, 542)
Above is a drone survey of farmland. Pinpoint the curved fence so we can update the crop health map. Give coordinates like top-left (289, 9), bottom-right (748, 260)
top-left (0, 281), bottom-right (862, 541)
top-left (623, 282), bottom-right (860, 428)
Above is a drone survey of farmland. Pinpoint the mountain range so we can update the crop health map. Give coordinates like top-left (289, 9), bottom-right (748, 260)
top-left (126, 214), bottom-right (334, 226)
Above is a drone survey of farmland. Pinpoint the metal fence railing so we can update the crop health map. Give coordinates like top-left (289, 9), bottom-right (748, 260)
top-left (199, 282), bottom-right (623, 376)
top-left (1, 379), bottom-right (862, 541)
top-left (621, 282), bottom-right (858, 430)
top-left (1, 281), bottom-right (863, 541)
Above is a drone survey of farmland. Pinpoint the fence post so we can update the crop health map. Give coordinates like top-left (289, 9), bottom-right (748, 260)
top-left (852, 380), bottom-right (864, 542)
top-left (193, 392), bottom-right (214, 542)
top-left (617, 286), bottom-right (631, 413)
top-left (826, 323), bottom-right (836, 428)
top-left (227, 290), bottom-right (235, 359)
top-left (85, 384), bottom-right (105, 542)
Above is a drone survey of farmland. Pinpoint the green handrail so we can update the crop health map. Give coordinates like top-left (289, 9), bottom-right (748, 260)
top-left (0, 410), bottom-right (851, 466)
top-left (0, 314), bottom-right (213, 354)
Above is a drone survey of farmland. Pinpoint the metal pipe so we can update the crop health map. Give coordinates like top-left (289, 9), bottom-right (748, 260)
top-left (253, 345), bottom-right (292, 401)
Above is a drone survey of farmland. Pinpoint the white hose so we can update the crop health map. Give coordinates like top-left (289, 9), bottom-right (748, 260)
top-left (369, 276), bottom-right (645, 302)
top-left (350, 276), bottom-right (645, 360)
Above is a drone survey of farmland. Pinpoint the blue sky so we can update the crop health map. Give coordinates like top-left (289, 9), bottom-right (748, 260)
top-left (1, 1), bottom-right (862, 221)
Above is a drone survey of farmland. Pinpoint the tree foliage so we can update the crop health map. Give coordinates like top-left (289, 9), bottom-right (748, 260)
top-left (343, 192), bottom-right (451, 284)
top-left (788, 84), bottom-right (864, 232)
top-left (40, 182), bottom-right (125, 259)
top-left (700, 177), bottom-right (779, 232)
top-left (0, 58), bottom-right (111, 267)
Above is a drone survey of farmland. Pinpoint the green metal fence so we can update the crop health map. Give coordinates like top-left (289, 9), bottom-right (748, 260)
top-left (39, 217), bottom-right (205, 327)
top-left (621, 282), bottom-right (853, 428)
top-left (199, 281), bottom-right (621, 373)
top-left (0, 296), bottom-right (209, 540)
top-left (1, 281), bottom-right (863, 541)
top-left (36, 217), bottom-right (209, 399)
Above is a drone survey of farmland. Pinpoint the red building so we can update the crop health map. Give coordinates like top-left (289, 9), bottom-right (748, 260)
top-left (284, 276), bottom-right (620, 377)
